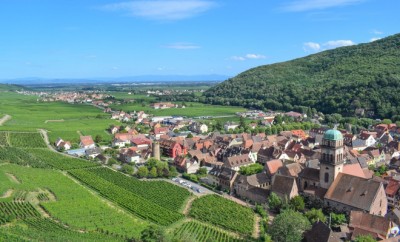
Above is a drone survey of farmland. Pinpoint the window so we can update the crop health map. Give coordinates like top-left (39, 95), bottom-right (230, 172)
top-left (324, 173), bottom-right (329, 183)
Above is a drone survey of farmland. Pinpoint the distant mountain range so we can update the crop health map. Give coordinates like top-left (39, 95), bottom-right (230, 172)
top-left (204, 33), bottom-right (400, 119)
top-left (0, 75), bottom-right (230, 85)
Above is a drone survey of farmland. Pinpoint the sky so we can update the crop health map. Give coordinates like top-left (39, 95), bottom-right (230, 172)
top-left (0, 0), bottom-right (398, 79)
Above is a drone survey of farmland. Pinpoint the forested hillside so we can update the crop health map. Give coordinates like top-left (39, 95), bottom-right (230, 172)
top-left (204, 33), bottom-right (400, 119)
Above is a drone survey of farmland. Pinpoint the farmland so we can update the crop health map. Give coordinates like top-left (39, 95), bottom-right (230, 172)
top-left (0, 92), bottom-right (117, 144)
top-left (189, 195), bottom-right (255, 235)
top-left (111, 101), bottom-right (245, 117)
top-left (69, 168), bottom-right (185, 225)
top-left (87, 167), bottom-right (191, 212)
top-left (0, 164), bottom-right (148, 239)
top-left (171, 221), bottom-right (246, 242)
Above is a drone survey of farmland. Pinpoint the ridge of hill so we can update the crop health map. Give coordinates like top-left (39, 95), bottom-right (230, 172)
top-left (204, 33), bottom-right (400, 119)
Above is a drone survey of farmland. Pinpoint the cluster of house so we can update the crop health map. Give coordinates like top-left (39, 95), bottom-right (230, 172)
top-left (150, 102), bottom-right (185, 109)
top-left (39, 91), bottom-right (108, 104)
top-left (126, 123), bottom-right (400, 241)
top-left (55, 135), bottom-right (103, 160)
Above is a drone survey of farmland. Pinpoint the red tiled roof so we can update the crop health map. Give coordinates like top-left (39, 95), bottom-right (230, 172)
top-left (342, 163), bottom-right (367, 179)
top-left (266, 159), bottom-right (283, 175)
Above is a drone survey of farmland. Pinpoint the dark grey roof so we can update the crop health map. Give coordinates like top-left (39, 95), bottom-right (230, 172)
top-left (304, 221), bottom-right (342, 242)
top-left (271, 174), bottom-right (296, 196)
top-left (300, 167), bottom-right (320, 181)
top-left (324, 173), bottom-right (383, 211)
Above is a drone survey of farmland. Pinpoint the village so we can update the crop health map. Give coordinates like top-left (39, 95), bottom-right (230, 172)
top-left (48, 94), bottom-right (400, 241)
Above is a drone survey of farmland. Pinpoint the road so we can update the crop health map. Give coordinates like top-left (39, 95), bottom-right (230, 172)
top-left (0, 114), bottom-right (11, 126)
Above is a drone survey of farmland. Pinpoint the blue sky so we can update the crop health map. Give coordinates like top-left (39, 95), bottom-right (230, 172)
top-left (0, 0), bottom-right (398, 79)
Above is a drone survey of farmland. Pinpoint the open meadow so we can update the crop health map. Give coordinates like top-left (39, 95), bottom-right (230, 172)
top-left (0, 92), bottom-right (118, 143)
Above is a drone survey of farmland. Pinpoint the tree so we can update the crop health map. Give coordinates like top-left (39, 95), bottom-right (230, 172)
top-left (305, 208), bottom-right (326, 224)
top-left (269, 209), bottom-right (311, 242)
top-left (186, 133), bottom-right (194, 138)
top-left (289, 196), bottom-right (305, 211)
top-left (330, 212), bottom-right (347, 227)
top-left (382, 119), bottom-right (392, 125)
top-left (354, 235), bottom-right (376, 242)
top-left (121, 164), bottom-right (134, 175)
top-left (149, 167), bottom-right (158, 178)
top-left (214, 120), bottom-right (223, 131)
top-left (107, 158), bottom-right (118, 166)
top-left (197, 167), bottom-right (208, 176)
top-left (268, 192), bottom-right (282, 212)
top-left (94, 135), bottom-right (103, 143)
top-left (137, 166), bottom-right (149, 178)
top-left (140, 225), bottom-right (164, 242)
top-left (239, 116), bottom-right (246, 129)
top-left (169, 166), bottom-right (178, 177)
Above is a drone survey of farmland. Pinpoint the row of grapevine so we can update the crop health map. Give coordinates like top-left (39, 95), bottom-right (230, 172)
top-left (88, 167), bottom-right (190, 212)
top-left (27, 148), bottom-right (99, 170)
top-left (173, 221), bottom-right (245, 242)
top-left (189, 195), bottom-right (255, 235)
top-left (0, 218), bottom-right (124, 242)
top-left (8, 132), bottom-right (47, 148)
top-left (69, 169), bottom-right (184, 226)
top-left (0, 132), bottom-right (9, 146)
top-left (0, 202), bottom-right (41, 219)
top-left (0, 147), bottom-right (49, 168)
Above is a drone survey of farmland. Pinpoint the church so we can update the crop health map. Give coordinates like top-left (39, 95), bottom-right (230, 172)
top-left (299, 129), bottom-right (387, 216)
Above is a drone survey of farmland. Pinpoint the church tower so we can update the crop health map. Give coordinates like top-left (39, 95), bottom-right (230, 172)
top-left (319, 129), bottom-right (344, 189)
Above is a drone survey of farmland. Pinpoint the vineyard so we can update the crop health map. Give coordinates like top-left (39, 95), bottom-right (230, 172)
top-left (27, 148), bottom-right (99, 170)
top-left (8, 132), bottom-right (47, 148)
top-left (0, 201), bottom-right (40, 224)
top-left (0, 147), bottom-right (49, 168)
top-left (189, 195), bottom-right (255, 235)
top-left (0, 132), bottom-right (9, 146)
top-left (0, 164), bottom-right (148, 239)
top-left (69, 168), bottom-right (184, 225)
top-left (0, 218), bottom-right (125, 242)
top-left (87, 167), bottom-right (191, 212)
top-left (172, 221), bottom-right (246, 242)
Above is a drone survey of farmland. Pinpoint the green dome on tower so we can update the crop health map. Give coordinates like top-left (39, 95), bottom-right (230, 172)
top-left (323, 129), bottom-right (343, 141)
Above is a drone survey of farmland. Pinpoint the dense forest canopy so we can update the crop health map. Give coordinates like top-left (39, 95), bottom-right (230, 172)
top-left (204, 33), bottom-right (400, 119)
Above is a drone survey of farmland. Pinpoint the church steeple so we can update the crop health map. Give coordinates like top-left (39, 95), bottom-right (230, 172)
top-left (319, 129), bottom-right (344, 189)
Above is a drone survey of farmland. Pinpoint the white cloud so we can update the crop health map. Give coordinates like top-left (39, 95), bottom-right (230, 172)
top-left (101, 0), bottom-right (216, 20)
top-left (164, 43), bottom-right (200, 49)
top-left (245, 54), bottom-right (266, 59)
top-left (303, 39), bottom-right (355, 52)
top-left (371, 29), bottom-right (383, 35)
top-left (323, 40), bottom-right (355, 48)
top-left (303, 42), bottom-right (321, 52)
top-left (370, 37), bottom-right (381, 42)
top-left (231, 54), bottom-right (266, 61)
top-left (282, 0), bottom-right (364, 12)
top-left (231, 56), bottom-right (246, 61)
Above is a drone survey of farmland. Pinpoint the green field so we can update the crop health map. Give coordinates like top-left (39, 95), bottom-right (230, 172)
top-left (189, 195), bottom-right (255, 235)
top-left (0, 92), bottom-right (118, 143)
top-left (111, 101), bottom-right (245, 117)
top-left (0, 164), bottom-right (148, 239)
top-left (171, 221), bottom-right (245, 242)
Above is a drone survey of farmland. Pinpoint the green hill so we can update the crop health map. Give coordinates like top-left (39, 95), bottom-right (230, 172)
top-left (204, 33), bottom-right (400, 119)
top-left (0, 83), bottom-right (26, 92)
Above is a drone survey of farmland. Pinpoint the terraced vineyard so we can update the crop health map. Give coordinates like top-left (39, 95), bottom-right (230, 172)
top-left (8, 132), bottom-right (47, 148)
top-left (87, 167), bottom-right (191, 212)
top-left (172, 221), bottom-right (245, 242)
top-left (189, 195), bottom-right (255, 235)
top-left (69, 168), bottom-right (184, 225)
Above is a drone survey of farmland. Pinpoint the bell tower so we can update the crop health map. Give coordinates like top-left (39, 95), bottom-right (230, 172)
top-left (319, 129), bottom-right (344, 189)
